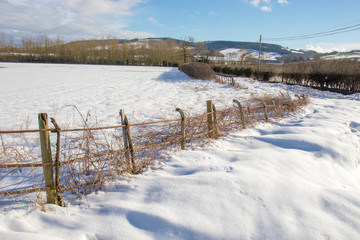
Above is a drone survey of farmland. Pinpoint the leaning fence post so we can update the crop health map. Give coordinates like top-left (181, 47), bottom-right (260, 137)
top-left (175, 108), bottom-right (186, 150)
top-left (38, 113), bottom-right (57, 205)
top-left (50, 118), bottom-right (64, 207)
top-left (120, 109), bottom-right (136, 173)
top-left (233, 99), bottom-right (246, 129)
top-left (207, 100), bottom-right (217, 139)
top-left (120, 109), bottom-right (130, 168)
top-left (259, 100), bottom-right (269, 122)
top-left (212, 102), bottom-right (218, 137)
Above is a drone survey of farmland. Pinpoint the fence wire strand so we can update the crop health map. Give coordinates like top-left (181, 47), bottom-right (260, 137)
top-left (0, 96), bottom-right (307, 208)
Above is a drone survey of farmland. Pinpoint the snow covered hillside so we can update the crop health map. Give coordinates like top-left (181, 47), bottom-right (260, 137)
top-left (0, 63), bottom-right (360, 239)
top-left (322, 51), bottom-right (360, 60)
top-left (218, 48), bottom-right (281, 62)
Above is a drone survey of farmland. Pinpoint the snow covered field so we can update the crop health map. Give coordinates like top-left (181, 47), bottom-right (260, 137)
top-left (0, 63), bottom-right (246, 129)
top-left (1, 63), bottom-right (360, 239)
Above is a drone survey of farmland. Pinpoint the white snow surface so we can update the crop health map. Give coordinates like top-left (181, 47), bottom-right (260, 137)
top-left (0, 63), bottom-right (245, 129)
top-left (219, 48), bottom-right (281, 62)
top-left (322, 53), bottom-right (360, 60)
top-left (1, 63), bottom-right (360, 239)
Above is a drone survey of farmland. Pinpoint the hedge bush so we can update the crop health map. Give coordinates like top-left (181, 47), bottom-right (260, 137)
top-left (179, 62), bottom-right (216, 80)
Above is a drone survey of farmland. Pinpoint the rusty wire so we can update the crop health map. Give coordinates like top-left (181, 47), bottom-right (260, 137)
top-left (0, 96), bottom-right (307, 207)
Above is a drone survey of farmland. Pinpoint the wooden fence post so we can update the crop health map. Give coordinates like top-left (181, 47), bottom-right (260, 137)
top-left (260, 100), bottom-right (269, 122)
top-left (119, 109), bottom-right (136, 173)
top-left (50, 118), bottom-right (64, 207)
top-left (233, 99), bottom-right (246, 129)
top-left (120, 110), bottom-right (130, 169)
top-left (38, 113), bottom-right (57, 205)
top-left (207, 100), bottom-right (217, 139)
top-left (175, 108), bottom-right (186, 150)
top-left (212, 102), bottom-right (218, 137)
top-left (231, 76), bottom-right (235, 86)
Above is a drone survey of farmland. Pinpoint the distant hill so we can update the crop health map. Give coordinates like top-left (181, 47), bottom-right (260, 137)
top-left (204, 40), bottom-right (292, 55)
top-left (202, 40), bottom-right (360, 62)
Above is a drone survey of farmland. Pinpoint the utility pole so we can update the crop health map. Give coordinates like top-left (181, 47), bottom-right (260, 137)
top-left (258, 34), bottom-right (262, 75)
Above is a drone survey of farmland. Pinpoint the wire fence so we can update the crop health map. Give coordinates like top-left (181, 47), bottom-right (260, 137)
top-left (0, 95), bottom-right (307, 208)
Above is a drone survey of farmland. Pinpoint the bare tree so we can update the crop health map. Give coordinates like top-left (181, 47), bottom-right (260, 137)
top-left (180, 36), bottom-right (194, 63)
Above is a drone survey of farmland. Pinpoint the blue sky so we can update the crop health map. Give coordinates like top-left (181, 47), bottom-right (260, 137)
top-left (1, 0), bottom-right (360, 52)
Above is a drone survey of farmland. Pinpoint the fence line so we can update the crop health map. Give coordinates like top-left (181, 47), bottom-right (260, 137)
top-left (215, 73), bottom-right (236, 86)
top-left (0, 96), bottom-right (307, 207)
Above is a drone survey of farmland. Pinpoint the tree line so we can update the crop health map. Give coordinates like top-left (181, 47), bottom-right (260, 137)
top-left (0, 34), bottom-right (260, 67)
top-left (2, 33), bottom-right (359, 94)
top-left (0, 34), bottom-right (207, 66)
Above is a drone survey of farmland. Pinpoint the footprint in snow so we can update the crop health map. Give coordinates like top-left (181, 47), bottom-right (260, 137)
top-left (349, 121), bottom-right (360, 135)
top-left (173, 169), bottom-right (198, 176)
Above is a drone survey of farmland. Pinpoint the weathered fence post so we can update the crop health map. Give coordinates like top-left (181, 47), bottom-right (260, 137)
top-left (231, 76), bottom-right (235, 86)
top-left (50, 118), bottom-right (64, 207)
top-left (213, 102), bottom-right (218, 137)
top-left (175, 108), bottom-right (186, 150)
top-left (260, 100), bottom-right (269, 122)
top-left (120, 110), bottom-right (130, 168)
top-left (233, 99), bottom-right (246, 129)
top-left (38, 113), bottom-right (57, 205)
top-left (207, 100), bottom-right (217, 139)
top-left (119, 109), bottom-right (137, 173)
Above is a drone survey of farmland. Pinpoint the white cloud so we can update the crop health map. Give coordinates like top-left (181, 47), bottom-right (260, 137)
top-left (147, 17), bottom-right (164, 27)
top-left (305, 43), bottom-right (360, 53)
top-left (277, 0), bottom-right (289, 4)
top-left (208, 10), bottom-right (221, 17)
top-left (7, 0), bottom-right (29, 6)
top-left (0, 0), bottom-right (155, 40)
top-left (261, 6), bottom-right (272, 12)
top-left (250, 0), bottom-right (261, 7)
top-left (244, 0), bottom-right (288, 12)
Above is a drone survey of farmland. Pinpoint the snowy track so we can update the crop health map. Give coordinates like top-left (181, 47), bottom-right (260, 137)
top-left (1, 63), bottom-right (360, 239)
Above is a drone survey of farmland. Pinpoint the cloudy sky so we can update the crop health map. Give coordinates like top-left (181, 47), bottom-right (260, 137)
top-left (1, 0), bottom-right (360, 52)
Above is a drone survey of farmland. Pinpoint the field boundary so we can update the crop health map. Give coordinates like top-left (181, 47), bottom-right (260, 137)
top-left (212, 61), bottom-right (360, 94)
top-left (0, 96), bottom-right (307, 208)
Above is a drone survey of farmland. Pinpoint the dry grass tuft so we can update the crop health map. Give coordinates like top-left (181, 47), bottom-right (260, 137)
top-left (35, 195), bottom-right (48, 212)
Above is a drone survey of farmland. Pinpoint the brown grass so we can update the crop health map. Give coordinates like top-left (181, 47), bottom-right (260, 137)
top-left (0, 93), bottom-right (308, 209)
top-left (179, 62), bottom-right (216, 80)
